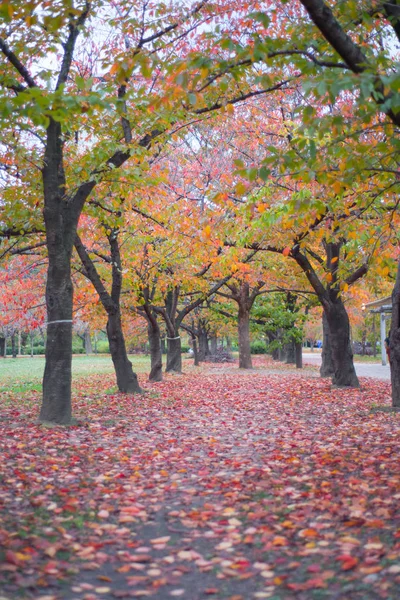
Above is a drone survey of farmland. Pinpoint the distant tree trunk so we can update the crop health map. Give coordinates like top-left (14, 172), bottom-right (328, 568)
top-left (295, 342), bottom-right (302, 369)
top-left (325, 301), bottom-right (359, 388)
top-left (238, 305), bottom-right (252, 369)
top-left (94, 331), bottom-right (98, 355)
top-left (84, 329), bottom-right (92, 355)
top-left (30, 333), bottom-right (34, 358)
top-left (210, 334), bottom-right (217, 355)
top-left (147, 318), bottom-right (162, 382)
top-left (161, 336), bottom-right (166, 354)
top-left (107, 310), bottom-right (142, 393)
top-left (0, 337), bottom-right (4, 357)
top-left (198, 328), bottom-right (209, 361)
top-left (285, 340), bottom-right (296, 364)
top-left (192, 337), bottom-right (200, 366)
top-left (320, 311), bottom-right (334, 378)
top-left (390, 258), bottom-right (400, 407)
top-left (18, 331), bottom-right (21, 356)
top-left (226, 337), bottom-right (232, 352)
top-left (11, 333), bottom-right (17, 358)
top-left (166, 335), bottom-right (182, 372)
top-left (3, 336), bottom-right (6, 357)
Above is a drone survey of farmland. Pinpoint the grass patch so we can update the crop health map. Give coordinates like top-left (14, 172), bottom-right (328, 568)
top-left (0, 354), bottom-right (152, 391)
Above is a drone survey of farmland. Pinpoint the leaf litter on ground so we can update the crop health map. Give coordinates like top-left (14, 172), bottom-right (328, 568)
top-left (0, 357), bottom-right (399, 599)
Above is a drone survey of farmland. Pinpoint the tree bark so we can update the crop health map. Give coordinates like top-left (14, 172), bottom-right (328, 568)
top-left (295, 341), bottom-right (303, 369)
top-left (325, 301), bottom-right (359, 388)
top-left (285, 340), bottom-right (296, 364)
top-left (166, 335), bottom-right (182, 372)
top-left (84, 329), bottom-right (92, 355)
top-left (11, 333), bottom-right (17, 358)
top-left (238, 305), bottom-right (252, 369)
top-left (74, 233), bottom-right (142, 394)
top-left (192, 337), bottom-right (200, 366)
top-left (107, 310), bottom-right (142, 393)
top-left (198, 327), bottom-right (209, 361)
top-left (210, 334), bottom-right (217, 354)
top-left (390, 258), bottom-right (400, 407)
top-left (147, 319), bottom-right (163, 382)
top-left (320, 310), bottom-right (334, 377)
top-left (40, 223), bottom-right (74, 423)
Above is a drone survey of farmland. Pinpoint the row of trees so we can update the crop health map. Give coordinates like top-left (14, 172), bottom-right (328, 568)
top-left (1, 0), bottom-right (399, 423)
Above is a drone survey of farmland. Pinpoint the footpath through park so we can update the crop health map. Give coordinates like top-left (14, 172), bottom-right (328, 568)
top-left (0, 357), bottom-right (399, 600)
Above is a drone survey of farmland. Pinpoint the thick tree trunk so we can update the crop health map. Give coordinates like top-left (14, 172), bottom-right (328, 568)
top-left (198, 329), bottom-right (209, 361)
top-left (285, 340), bottom-right (296, 364)
top-left (107, 311), bottom-right (142, 393)
top-left (325, 301), bottom-right (359, 388)
top-left (390, 258), bottom-right (400, 407)
top-left (40, 242), bottom-right (74, 424)
top-left (238, 306), bottom-right (252, 369)
top-left (147, 320), bottom-right (163, 382)
top-left (320, 310), bottom-right (334, 377)
top-left (166, 335), bottom-right (182, 373)
top-left (295, 341), bottom-right (303, 369)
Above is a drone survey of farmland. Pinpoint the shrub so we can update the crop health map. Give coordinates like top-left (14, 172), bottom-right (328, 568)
top-left (96, 340), bottom-right (110, 353)
top-left (251, 340), bottom-right (268, 354)
top-left (181, 345), bottom-right (190, 353)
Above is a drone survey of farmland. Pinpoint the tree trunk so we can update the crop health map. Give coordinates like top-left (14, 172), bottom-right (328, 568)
top-left (198, 329), bottom-right (209, 361)
top-left (84, 329), bottom-right (92, 355)
top-left (0, 337), bottom-right (4, 357)
top-left (390, 258), bottom-right (400, 407)
top-left (320, 310), bottom-right (334, 377)
top-left (226, 337), bottom-right (232, 352)
top-left (107, 311), bottom-right (142, 393)
top-left (30, 332), bottom-right (34, 358)
top-left (210, 335), bottom-right (217, 355)
top-left (40, 246), bottom-right (74, 424)
top-left (238, 306), bottom-right (252, 369)
top-left (147, 320), bottom-right (163, 382)
top-left (325, 302), bottom-right (359, 388)
top-left (285, 340), bottom-right (296, 364)
top-left (192, 337), bottom-right (200, 366)
top-left (161, 336), bottom-right (166, 355)
top-left (295, 341), bottom-right (302, 369)
top-left (11, 333), bottom-right (17, 358)
top-left (166, 335), bottom-right (182, 373)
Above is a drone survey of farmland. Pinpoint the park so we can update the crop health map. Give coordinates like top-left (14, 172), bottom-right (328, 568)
top-left (0, 0), bottom-right (400, 599)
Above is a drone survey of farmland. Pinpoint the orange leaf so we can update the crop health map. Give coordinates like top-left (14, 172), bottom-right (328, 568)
top-left (282, 247), bottom-right (291, 257)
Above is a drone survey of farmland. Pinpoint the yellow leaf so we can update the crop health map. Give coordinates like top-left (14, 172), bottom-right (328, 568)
top-left (203, 225), bottom-right (211, 239)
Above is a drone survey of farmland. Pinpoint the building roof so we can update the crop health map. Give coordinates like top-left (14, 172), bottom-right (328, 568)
top-left (364, 296), bottom-right (392, 312)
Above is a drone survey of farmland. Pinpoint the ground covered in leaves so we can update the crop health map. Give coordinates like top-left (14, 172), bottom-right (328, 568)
top-left (1, 357), bottom-right (399, 600)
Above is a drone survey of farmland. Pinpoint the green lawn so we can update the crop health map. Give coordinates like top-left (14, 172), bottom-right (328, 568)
top-left (0, 354), bottom-right (151, 393)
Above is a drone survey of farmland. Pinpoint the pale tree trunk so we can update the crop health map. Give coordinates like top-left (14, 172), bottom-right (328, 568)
top-left (84, 329), bottom-right (92, 355)
top-left (11, 333), bottom-right (17, 358)
top-left (390, 258), bottom-right (400, 407)
top-left (320, 310), bottom-right (334, 377)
